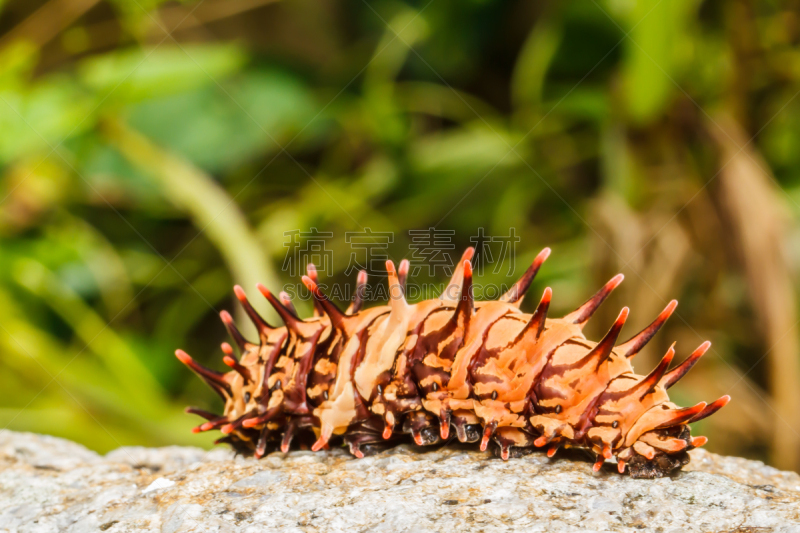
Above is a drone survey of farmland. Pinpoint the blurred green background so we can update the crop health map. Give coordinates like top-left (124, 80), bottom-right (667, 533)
top-left (0, 0), bottom-right (798, 471)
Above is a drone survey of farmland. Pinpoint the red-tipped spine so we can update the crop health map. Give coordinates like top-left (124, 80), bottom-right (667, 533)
top-left (347, 270), bottom-right (369, 314)
top-left (655, 402), bottom-right (708, 429)
top-left (617, 300), bottom-right (678, 358)
top-left (663, 341), bottom-right (711, 389)
top-left (689, 395), bottom-right (730, 424)
top-left (500, 247), bottom-right (551, 304)
top-left (175, 349), bottom-right (231, 397)
top-left (219, 310), bottom-right (250, 352)
top-left (441, 247), bottom-right (475, 302)
top-left (633, 344), bottom-right (675, 400)
top-left (574, 307), bottom-right (629, 370)
top-left (242, 406), bottom-right (281, 428)
top-left (302, 275), bottom-right (346, 328)
top-left (197, 417), bottom-right (228, 432)
top-left (514, 287), bottom-right (552, 344)
top-left (234, 285), bottom-right (273, 336)
top-left (223, 355), bottom-right (252, 382)
top-left (185, 406), bottom-right (219, 421)
top-left (398, 260), bottom-right (409, 291)
top-left (451, 260), bottom-right (474, 330)
top-left (564, 274), bottom-right (624, 326)
top-left (278, 291), bottom-right (298, 315)
top-left (257, 283), bottom-right (304, 332)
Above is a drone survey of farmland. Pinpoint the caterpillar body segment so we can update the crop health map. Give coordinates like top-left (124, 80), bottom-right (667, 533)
top-left (178, 247), bottom-right (729, 478)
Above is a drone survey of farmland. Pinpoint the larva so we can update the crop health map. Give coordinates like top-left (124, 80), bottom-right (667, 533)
top-left (177, 246), bottom-right (729, 478)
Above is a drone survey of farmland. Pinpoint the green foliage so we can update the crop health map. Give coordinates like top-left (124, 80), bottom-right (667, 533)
top-left (0, 0), bottom-right (798, 470)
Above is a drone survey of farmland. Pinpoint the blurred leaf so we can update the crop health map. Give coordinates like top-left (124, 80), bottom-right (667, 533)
top-left (544, 86), bottom-right (609, 123)
top-left (621, 0), bottom-right (692, 124)
top-left (78, 44), bottom-right (247, 103)
top-left (395, 81), bottom-right (501, 123)
top-left (107, 0), bottom-right (202, 41)
top-left (78, 138), bottom-right (166, 204)
top-left (363, 7), bottom-right (430, 145)
top-left (128, 70), bottom-right (316, 172)
top-left (512, 11), bottom-right (562, 120)
top-left (0, 41), bottom-right (38, 86)
top-left (11, 258), bottom-right (169, 417)
top-left (47, 215), bottom-right (137, 319)
top-left (410, 124), bottom-right (527, 174)
top-left (364, 7), bottom-right (430, 87)
top-left (103, 119), bottom-right (280, 326)
top-left (0, 78), bottom-right (94, 163)
top-left (0, 157), bottom-right (70, 234)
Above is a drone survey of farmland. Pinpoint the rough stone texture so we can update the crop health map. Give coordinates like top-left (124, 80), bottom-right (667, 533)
top-left (1, 430), bottom-right (799, 532)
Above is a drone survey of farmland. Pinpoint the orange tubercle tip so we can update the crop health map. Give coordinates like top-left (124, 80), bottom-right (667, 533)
top-left (256, 283), bottom-right (270, 297)
top-left (233, 285), bottom-right (247, 302)
top-left (306, 263), bottom-right (317, 279)
top-left (542, 287), bottom-right (552, 303)
top-left (175, 349), bottom-right (192, 364)
top-left (536, 247), bottom-right (551, 264)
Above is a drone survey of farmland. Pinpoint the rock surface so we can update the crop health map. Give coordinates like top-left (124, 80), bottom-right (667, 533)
top-left (1, 430), bottom-right (799, 532)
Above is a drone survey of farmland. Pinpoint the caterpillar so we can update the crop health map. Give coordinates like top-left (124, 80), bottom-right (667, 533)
top-left (177, 246), bottom-right (729, 478)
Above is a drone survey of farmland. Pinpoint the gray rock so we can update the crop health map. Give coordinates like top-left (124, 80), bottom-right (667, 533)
top-left (1, 429), bottom-right (799, 532)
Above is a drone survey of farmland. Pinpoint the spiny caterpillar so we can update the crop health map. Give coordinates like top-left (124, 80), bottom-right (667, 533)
top-left (177, 247), bottom-right (729, 478)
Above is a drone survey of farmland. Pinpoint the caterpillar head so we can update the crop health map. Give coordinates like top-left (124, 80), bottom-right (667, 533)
top-left (586, 341), bottom-right (729, 477)
top-left (622, 425), bottom-right (694, 478)
top-left (588, 392), bottom-right (729, 477)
